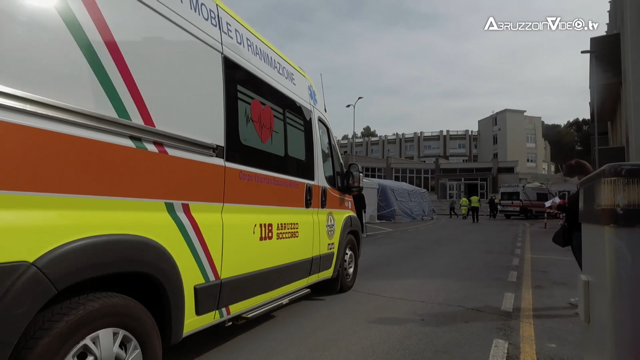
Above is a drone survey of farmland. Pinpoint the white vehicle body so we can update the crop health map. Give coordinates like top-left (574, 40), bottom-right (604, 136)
top-left (0, 0), bottom-right (363, 358)
top-left (498, 183), bottom-right (551, 218)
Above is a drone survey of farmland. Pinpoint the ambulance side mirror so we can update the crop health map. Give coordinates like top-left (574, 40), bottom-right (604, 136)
top-left (344, 163), bottom-right (363, 195)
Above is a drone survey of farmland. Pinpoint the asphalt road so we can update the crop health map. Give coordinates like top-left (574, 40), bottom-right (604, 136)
top-left (164, 216), bottom-right (583, 360)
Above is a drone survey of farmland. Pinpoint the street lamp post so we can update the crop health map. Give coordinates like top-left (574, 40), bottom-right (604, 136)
top-left (581, 49), bottom-right (599, 169)
top-left (346, 96), bottom-right (364, 164)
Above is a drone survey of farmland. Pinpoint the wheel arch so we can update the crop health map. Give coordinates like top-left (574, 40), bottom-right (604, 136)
top-left (32, 234), bottom-right (185, 345)
top-left (332, 214), bottom-right (361, 279)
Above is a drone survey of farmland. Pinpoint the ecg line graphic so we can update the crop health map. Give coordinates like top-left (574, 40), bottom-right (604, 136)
top-left (245, 108), bottom-right (279, 144)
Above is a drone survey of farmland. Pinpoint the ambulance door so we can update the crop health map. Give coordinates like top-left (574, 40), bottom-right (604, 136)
top-left (314, 115), bottom-right (349, 280)
top-left (219, 57), bottom-right (316, 313)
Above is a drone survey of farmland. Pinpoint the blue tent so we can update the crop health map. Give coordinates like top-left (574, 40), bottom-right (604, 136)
top-left (367, 178), bottom-right (436, 222)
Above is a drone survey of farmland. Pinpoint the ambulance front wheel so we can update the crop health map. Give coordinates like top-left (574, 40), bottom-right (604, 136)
top-left (336, 235), bottom-right (359, 293)
top-left (13, 292), bottom-right (162, 360)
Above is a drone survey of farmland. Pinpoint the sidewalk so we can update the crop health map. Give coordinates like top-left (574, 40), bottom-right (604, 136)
top-left (526, 221), bottom-right (584, 359)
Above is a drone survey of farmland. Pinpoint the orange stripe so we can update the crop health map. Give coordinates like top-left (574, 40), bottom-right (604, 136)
top-left (0, 121), bottom-right (224, 203)
top-left (224, 167), bottom-right (306, 207)
top-left (326, 188), bottom-right (354, 212)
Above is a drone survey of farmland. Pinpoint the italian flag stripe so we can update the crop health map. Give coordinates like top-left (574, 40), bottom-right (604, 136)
top-left (181, 203), bottom-right (221, 280)
top-left (81, 0), bottom-right (168, 154)
top-left (165, 202), bottom-right (212, 282)
top-left (56, 0), bottom-right (229, 315)
top-left (55, 1), bottom-right (148, 151)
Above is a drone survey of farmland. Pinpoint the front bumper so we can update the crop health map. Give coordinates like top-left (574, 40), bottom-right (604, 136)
top-left (0, 262), bottom-right (57, 359)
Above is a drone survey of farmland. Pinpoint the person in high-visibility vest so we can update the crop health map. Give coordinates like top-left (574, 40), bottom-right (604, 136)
top-left (460, 197), bottom-right (469, 220)
top-left (469, 194), bottom-right (481, 223)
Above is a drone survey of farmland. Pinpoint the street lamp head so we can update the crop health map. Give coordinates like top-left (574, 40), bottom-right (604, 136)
top-left (581, 50), bottom-right (595, 54)
top-left (358, 96), bottom-right (363, 100)
top-left (346, 104), bottom-right (352, 108)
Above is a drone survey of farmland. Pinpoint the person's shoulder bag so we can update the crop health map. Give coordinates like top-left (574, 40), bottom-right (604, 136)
top-left (552, 221), bottom-right (572, 248)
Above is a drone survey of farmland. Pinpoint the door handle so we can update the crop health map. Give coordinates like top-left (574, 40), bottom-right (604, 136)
top-left (321, 187), bottom-right (327, 209)
top-left (305, 183), bottom-right (313, 209)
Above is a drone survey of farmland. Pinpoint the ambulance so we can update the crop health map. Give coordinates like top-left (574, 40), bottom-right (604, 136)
top-left (498, 183), bottom-right (552, 219)
top-left (0, 1), bottom-right (364, 359)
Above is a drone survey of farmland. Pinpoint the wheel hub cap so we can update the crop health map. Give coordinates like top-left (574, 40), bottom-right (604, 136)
top-left (344, 247), bottom-right (355, 281)
top-left (66, 328), bottom-right (142, 360)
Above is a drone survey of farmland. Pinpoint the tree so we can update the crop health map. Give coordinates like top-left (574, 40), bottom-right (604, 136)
top-left (341, 134), bottom-right (349, 140)
top-left (360, 126), bottom-right (378, 138)
top-left (564, 118), bottom-right (592, 162)
top-left (542, 118), bottom-right (592, 172)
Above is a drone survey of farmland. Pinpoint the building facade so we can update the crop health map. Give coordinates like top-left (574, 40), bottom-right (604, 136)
top-left (340, 130), bottom-right (478, 163)
top-left (585, 0), bottom-right (639, 164)
top-left (477, 109), bottom-right (553, 174)
top-left (344, 155), bottom-right (520, 200)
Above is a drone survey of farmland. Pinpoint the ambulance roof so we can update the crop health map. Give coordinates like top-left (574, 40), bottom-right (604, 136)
top-left (216, 1), bottom-right (316, 92)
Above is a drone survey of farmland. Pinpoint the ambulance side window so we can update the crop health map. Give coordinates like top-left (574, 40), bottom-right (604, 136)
top-left (223, 58), bottom-right (314, 181)
top-left (318, 120), bottom-right (337, 188)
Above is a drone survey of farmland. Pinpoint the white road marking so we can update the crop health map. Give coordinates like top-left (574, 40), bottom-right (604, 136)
top-left (508, 271), bottom-right (518, 282)
top-left (367, 224), bottom-right (393, 232)
top-left (501, 293), bottom-right (515, 312)
top-left (515, 249), bottom-right (521, 255)
top-left (530, 255), bottom-right (573, 260)
top-left (512, 258), bottom-right (520, 266)
top-left (489, 339), bottom-right (509, 360)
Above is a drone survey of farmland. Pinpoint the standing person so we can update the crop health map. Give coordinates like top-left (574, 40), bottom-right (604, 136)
top-left (487, 196), bottom-right (496, 219)
top-left (550, 159), bottom-right (593, 306)
top-left (449, 198), bottom-right (459, 218)
top-left (469, 194), bottom-right (481, 223)
top-left (353, 190), bottom-right (367, 238)
top-left (460, 196), bottom-right (469, 220)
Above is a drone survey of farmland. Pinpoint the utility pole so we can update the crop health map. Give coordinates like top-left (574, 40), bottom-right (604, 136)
top-left (346, 96), bottom-right (363, 164)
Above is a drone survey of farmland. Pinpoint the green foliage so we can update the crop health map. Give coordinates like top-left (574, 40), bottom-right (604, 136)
top-left (542, 118), bottom-right (592, 172)
top-left (360, 125), bottom-right (378, 138)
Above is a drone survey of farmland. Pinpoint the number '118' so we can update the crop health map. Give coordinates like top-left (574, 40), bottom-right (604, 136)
top-left (259, 223), bottom-right (273, 241)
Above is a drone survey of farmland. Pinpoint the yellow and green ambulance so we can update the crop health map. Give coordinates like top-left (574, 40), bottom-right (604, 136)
top-left (0, 1), bottom-right (363, 359)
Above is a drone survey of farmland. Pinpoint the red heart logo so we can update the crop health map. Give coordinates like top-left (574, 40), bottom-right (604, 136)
top-left (251, 99), bottom-right (274, 144)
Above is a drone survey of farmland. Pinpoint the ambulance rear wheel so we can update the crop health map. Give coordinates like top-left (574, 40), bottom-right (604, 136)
top-left (13, 292), bottom-right (162, 360)
top-left (504, 215), bottom-right (512, 219)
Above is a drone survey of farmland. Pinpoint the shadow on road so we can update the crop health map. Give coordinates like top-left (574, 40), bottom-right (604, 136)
top-left (163, 314), bottom-right (276, 360)
top-left (163, 294), bottom-right (328, 359)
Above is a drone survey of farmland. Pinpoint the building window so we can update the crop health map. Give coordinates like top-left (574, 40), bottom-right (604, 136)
top-left (405, 144), bottom-right (415, 152)
top-left (527, 153), bottom-right (537, 163)
top-left (493, 152), bottom-right (498, 159)
top-left (526, 133), bottom-right (536, 146)
top-left (493, 117), bottom-right (497, 126)
top-left (458, 143), bottom-right (465, 149)
top-left (492, 134), bottom-right (498, 145)
top-left (224, 58), bottom-right (314, 181)
top-left (370, 148), bottom-right (380, 155)
top-left (424, 143), bottom-right (440, 150)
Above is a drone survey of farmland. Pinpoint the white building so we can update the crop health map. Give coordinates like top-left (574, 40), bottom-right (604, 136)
top-left (477, 109), bottom-right (553, 174)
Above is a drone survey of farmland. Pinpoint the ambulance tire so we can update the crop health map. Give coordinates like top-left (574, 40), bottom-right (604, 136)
top-left (13, 292), bottom-right (162, 360)
top-left (504, 215), bottom-right (512, 219)
top-left (336, 235), bottom-right (359, 293)
top-left (311, 235), bottom-right (359, 295)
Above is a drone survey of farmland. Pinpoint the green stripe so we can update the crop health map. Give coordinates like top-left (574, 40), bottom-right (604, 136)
top-left (55, 1), bottom-right (131, 121)
top-left (130, 137), bottom-right (147, 150)
top-left (165, 202), bottom-right (210, 282)
top-left (56, 2), bottom-right (148, 151)
top-left (218, 310), bottom-right (224, 318)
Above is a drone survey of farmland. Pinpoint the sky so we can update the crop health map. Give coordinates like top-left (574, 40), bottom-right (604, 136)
top-left (224, 0), bottom-right (610, 138)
